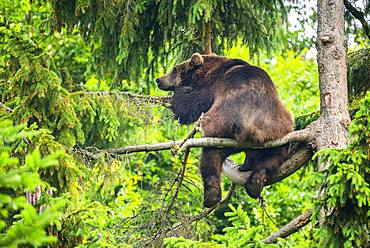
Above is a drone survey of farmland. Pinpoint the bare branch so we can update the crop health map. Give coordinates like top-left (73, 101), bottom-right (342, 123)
top-left (344, 0), bottom-right (370, 39)
top-left (76, 130), bottom-right (313, 186)
top-left (72, 91), bottom-right (171, 106)
top-left (74, 147), bottom-right (101, 160)
top-left (166, 147), bottom-right (190, 214)
top-left (75, 130), bottom-right (312, 188)
top-left (101, 129), bottom-right (311, 156)
top-left (262, 209), bottom-right (313, 244)
top-left (222, 146), bottom-right (313, 186)
top-left (176, 113), bottom-right (204, 154)
top-left (160, 184), bottom-right (236, 241)
top-left (0, 102), bottom-right (14, 112)
top-left (165, 117), bottom-right (203, 211)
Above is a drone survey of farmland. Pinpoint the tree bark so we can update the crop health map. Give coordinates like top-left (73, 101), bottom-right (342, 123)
top-left (98, 129), bottom-right (310, 155)
top-left (313, 0), bottom-right (351, 158)
top-left (203, 21), bottom-right (212, 54)
top-left (262, 209), bottom-right (313, 244)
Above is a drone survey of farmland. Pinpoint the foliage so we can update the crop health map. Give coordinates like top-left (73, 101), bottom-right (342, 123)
top-left (314, 92), bottom-right (370, 247)
top-left (0, 120), bottom-right (67, 247)
top-left (164, 204), bottom-right (312, 247)
top-left (51, 0), bottom-right (287, 85)
top-left (1, 0), bottom-right (369, 247)
top-left (347, 48), bottom-right (370, 99)
top-left (344, 0), bottom-right (370, 44)
top-left (0, 0), bottom-right (91, 86)
top-left (0, 2), bottom-right (177, 246)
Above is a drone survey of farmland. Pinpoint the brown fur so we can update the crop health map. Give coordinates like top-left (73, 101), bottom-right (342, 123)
top-left (156, 53), bottom-right (293, 207)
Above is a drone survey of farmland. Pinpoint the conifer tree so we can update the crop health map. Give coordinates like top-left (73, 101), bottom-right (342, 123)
top-left (52, 0), bottom-right (287, 84)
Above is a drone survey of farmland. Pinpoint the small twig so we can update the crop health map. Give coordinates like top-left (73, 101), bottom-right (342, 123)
top-left (344, 0), bottom-right (370, 39)
top-left (0, 102), bottom-right (14, 113)
top-left (189, 183), bottom-right (236, 223)
top-left (150, 117), bottom-right (202, 244)
top-left (259, 196), bottom-right (277, 227)
top-left (262, 209), bottom-right (313, 244)
top-left (165, 115), bottom-right (203, 215)
top-left (73, 147), bottom-right (102, 160)
top-left (165, 147), bottom-right (190, 215)
top-left (175, 113), bottom-right (204, 154)
top-left (167, 184), bottom-right (236, 234)
top-left (72, 91), bottom-right (172, 107)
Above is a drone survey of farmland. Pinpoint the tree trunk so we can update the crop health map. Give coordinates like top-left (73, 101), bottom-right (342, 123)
top-left (313, 0), bottom-right (351, 227)
top-left (203, 21), bottom-right (212, 54)
top-left (313, 0), bottom-right (351, 159)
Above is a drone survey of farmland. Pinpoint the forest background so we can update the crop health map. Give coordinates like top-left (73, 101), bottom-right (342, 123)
top-left (0, 0), bottom-right (369, 247)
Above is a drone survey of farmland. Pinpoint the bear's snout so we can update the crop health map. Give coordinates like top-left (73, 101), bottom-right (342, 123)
top-left (156, 77), bottom-right (174, 91)
top-left (155, 78), bottom-right (165, 89)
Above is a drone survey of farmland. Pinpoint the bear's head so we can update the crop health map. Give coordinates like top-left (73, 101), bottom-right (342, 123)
top-left (155, 53), bottom-right (206, 91)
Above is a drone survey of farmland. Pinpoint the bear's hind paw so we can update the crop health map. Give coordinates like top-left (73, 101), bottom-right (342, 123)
top-left (204, 187), bottom-right (221, 208)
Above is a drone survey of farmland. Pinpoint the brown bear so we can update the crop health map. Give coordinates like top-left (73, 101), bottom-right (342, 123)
top-left (156, 53), bottom-right (293, 207)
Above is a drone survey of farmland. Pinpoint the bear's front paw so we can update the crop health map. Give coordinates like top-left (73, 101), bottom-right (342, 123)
top-left (204, 187), bottom-right (221, 208)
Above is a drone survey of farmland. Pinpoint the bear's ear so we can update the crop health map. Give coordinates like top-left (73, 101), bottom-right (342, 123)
top-left (190, 53), bottom-right (204, 67)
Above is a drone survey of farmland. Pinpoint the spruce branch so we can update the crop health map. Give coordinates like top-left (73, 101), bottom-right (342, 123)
top-left (169, 183), bottom-right (236, 232)
top-left (0, 102), bottom-right (30, 145)
top-left (165, 147), bottom-right (190, 215)
top-left (72, 91), bottom-right (171, 107)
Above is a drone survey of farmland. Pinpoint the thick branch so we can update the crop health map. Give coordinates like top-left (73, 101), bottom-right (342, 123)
top-left (103, 129), bottom-right (311, 155)
top-left (262, 209), bottom-right (313, 244)
top-left (344, 0), bottom-right (370, 39)
top-left (77, 130), bottom-right (313, 187)
top-left (222, 146), bottom-right (313, 186)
